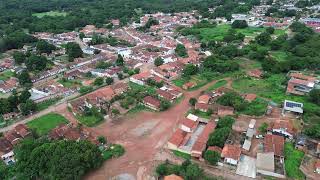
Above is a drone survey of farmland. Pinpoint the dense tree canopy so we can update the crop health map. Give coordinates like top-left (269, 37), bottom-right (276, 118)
top-left (14, 139), bottom-right (103, 180)
top-left (66, 42), bottom-right (83, 61)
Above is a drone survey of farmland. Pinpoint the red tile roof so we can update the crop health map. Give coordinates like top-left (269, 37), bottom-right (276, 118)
top-left (272, 120), bottom-right (294, 135)
top-left (164, 174), bottom-right (184, 180)
top-left (290, 73), bottom-right (316, 81)
top-left (247, 69), bottom-right (263, 78)
top-left (264, 134), bottom-right (284, 157)
top-left (192, 121), bottom-right (216, 156)
top-left (244, 94), bottom-right (257, 102)
top-left (157, 89), bottom-right (175, 101)
top-left (0, 137), bottom-right (13, 153)
top-left (14, 124), bottom-right (30, 138)
top-left (198, 94), bottom-right (211, 104)
top-left (221, 144), bottom-right (241, 160)
top-left (181, 118), bottom-right (198, 129)
top-left (195, 103), bottom-right (209, 111)
top-left (143, 96), bottom-right (161, 108)
top-left (168, 129), bottom-right (187, 147)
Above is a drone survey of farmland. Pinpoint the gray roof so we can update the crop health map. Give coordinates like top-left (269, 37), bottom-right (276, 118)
top-left (242, 139), bottom-right (252, 151)
top-left (246, 128), bottom-right (255, 138)
top-left (256, 152), bottom-right (275, 172)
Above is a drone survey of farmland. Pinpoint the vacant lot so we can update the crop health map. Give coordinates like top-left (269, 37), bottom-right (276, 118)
top-left (32, 11), bottom-right (67, 18)
top-left (284, 143), bottom-right (305, 180)
top-left (27, 113), bottom-right (68, 135)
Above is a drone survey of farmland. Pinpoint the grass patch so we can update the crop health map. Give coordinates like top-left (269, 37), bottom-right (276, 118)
top-left (0, 70), bottom-right (14, 81)
top-left (172, 150), bottom-right (191, 160)
top-left (58, 79), bottom-right (82, 88)
top-left (102, 144), bottom-right (125, 161)
top-left (207, 80), bottom-right (227, 91)
top-left (284, 142), bottom-right (305, 180)
top-left (127, 104), bottom-right (153, 114)
top-left (188, 109), bottom-right (212, 119)
top-left (183, 24), bottom-right (285, 42)
top-left (76, 115), bottom-right (104, 127)
top-left (32, 11), bottom-right (67, 18)
top-left (270, 51), bottom-right (289, 62)
top-left (36, 97), bottom-right (62, 111)
top-left (240, 98), bottom-right (268, 116)
top-left (27, 113), bottom-right (68, 136)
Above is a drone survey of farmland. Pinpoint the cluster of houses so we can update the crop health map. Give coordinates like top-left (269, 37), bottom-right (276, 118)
top-left (49, 123), bottom-right (99, 145)
top-left (286, 72), bottom-right (319, 96)
top-left (0, 124), bottom-right (31, 165)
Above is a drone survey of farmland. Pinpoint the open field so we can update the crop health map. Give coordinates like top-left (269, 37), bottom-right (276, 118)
top-left (185, 24), bottom-right (285, 42)
top-left (27, 113), bottom-right (68, 136)
top-left (207, 79), bottom-right (227, 91)
top-left (76, 115), bottom-right (104, 127)
top-left (32, 11), bottom-right (67, 18)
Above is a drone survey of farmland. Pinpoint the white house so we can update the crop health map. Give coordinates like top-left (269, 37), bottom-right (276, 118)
top-left (221, 144), bottom-right (241, 166)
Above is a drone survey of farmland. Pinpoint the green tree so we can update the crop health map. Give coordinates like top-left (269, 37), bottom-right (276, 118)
top-left (25, 54), bottom-right (47, 71)
top-left (13, 51), bottom-right (26, 65)
top-left (97, 136), bottom-right (107, 144)
top-left (189, 98), bottom-right (197, 106)
top-left (19, 89), bottom-right (31, 103)
top-left (116, 54), bottom-right (124, 66)
top-left (93, 77), bottom-right (104, 86)
top-left (36, 40), bottom-right (56, 54)
top-left (79, 32), bottom-right (85, 40)
top-left (231, 20), bottom-right (248, 29)
top-left (208, 127), bottom-right (231, 147)
top-left (217, 116), bottom-right (235, 128)
top-left (175, 44), bottom-right (188, 57)
top-left (17, 70), bottom-right (32, 87)
top-left (20, 99), bottom-right (36, 115)
top-left (204, 150), bottom-right (221, 165)
top-left (309, 89), bottom-right (320, 105)
top-left (154, 57), bottom-right (164, 66)
top-left (66, 42), bottom-right (83, 62)
top-left (255, 32), bottom-right (271, 45)
top-left (185, 163), bottom-right (203, 180)
top-left (160, 100), bottom-right (171, 111)
top-left (96, 61), bottom-right (112, 69)
top-left (14, 139), bottom-right (103, 179)
top-left (258, 122), bottom-right (268, 134)
top-left (105, 77), bottom-right (114, 85)
top-left (266, 27), bottom-right (275, 34)
top-left (182, 64), bottom-right (198, 77)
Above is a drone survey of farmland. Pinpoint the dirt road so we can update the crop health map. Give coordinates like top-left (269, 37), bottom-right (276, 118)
top-left (84, 80), bottom-right (231, 179)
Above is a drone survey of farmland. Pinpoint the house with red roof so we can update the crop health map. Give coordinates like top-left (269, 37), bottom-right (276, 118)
top-left (221, 144), bottom-right (242, 165)
top-left (191, 121), bottom-right (216, 158)
top-left (167, 129), bottom-right (188, 150)
top-left (286, 73), bottom-right (316, 95)
top-left (269, 119), bottom-right (294, 139)
top-left (264, 134), bottom-right (284, 157)
top-left (143, 96), bottom-right (161, 111)
top-left (198, 94), bottom-right (211, 104)
top-left (129, 71), bottom-right (153, 85)
top-left (157, 89), bottom-right (175, 102)
top-left (195, 103), bottom-right (210, 113)
top-left (243, 94), bottom-right (257, 102)
top-left (182, 82), bottom-right (196, 90)
top-left (247, 69), bottom-right (263, 78)
top-left (180, 118), bottom-right (198, 133)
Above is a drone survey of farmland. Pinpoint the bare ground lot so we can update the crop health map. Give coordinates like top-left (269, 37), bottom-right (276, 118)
top-left (83, 81), bottom-right (220, 179)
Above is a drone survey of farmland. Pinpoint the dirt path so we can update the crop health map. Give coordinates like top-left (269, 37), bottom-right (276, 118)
top-left (84, 80), bottom-right (222, 179)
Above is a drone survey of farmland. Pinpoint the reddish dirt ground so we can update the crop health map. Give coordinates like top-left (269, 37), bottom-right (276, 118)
top-left (82, 80), bottom-right (221, 179)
